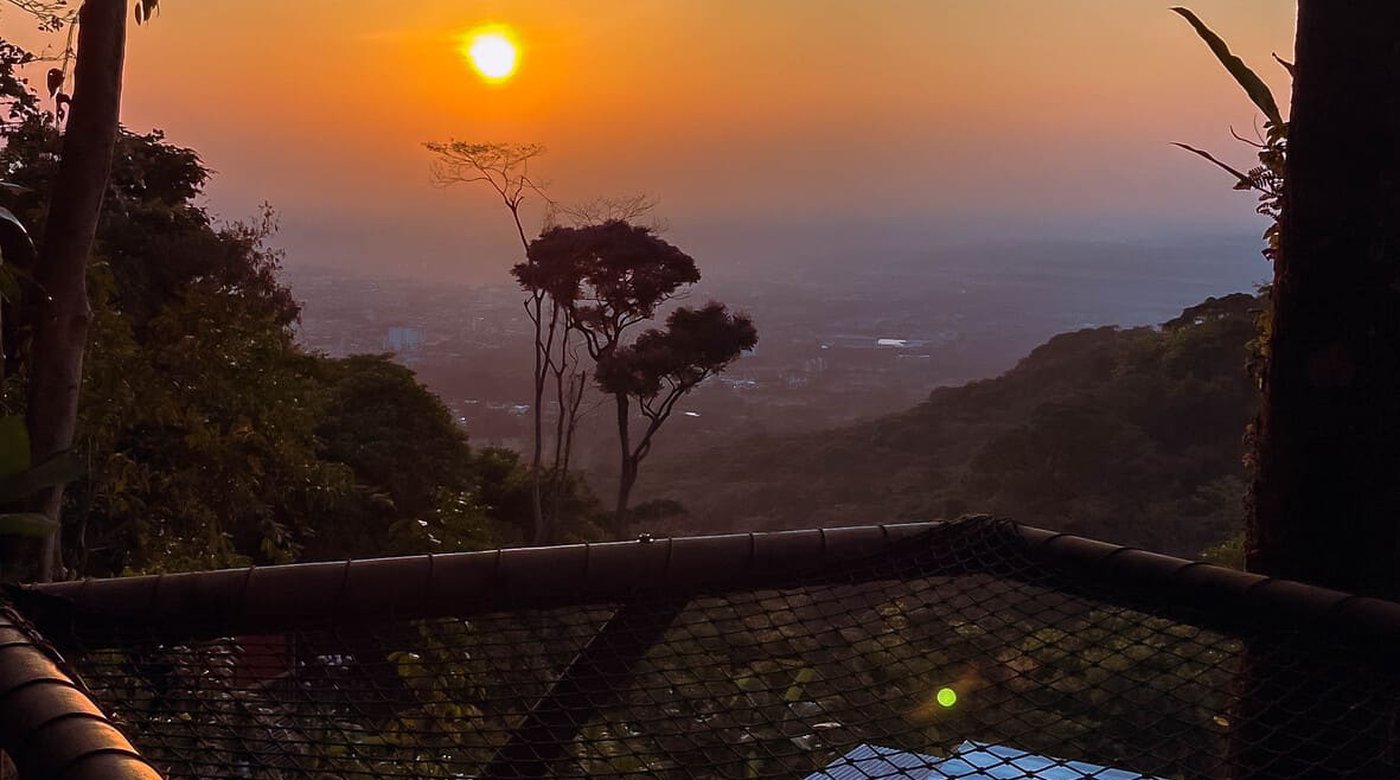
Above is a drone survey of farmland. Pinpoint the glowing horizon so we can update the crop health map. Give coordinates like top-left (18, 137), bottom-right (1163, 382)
top-left (5, 1), bottom-right (1298, 280)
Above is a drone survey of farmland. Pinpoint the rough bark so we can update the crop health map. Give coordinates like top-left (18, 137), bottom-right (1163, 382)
top-left (26, 0), bottom-right (127, 582)
top-left (1251, 0), bottom-right (1400, 599)
top-left (1236, 3), bottom-right (1400, 776)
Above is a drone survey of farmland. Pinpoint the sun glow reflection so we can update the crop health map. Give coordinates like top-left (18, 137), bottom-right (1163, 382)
top-left (461, 25), bottom-right (520, 83)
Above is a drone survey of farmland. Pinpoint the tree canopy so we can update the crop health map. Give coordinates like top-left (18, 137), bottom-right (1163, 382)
top-left (516, 221), bottom-right (754, 533)
top-left (0, 42), bottom-right (585, 574)
top-left (517, 220), bottom-right (701, 359)
top-left (638, 294), bottom-right (1258, 558)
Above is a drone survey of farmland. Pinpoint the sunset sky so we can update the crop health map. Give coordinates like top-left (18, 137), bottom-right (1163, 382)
top-left (10, 1), bottom-right (1296, 280)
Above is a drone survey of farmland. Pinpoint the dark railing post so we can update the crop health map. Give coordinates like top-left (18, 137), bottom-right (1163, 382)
top-left (481, 596), bottom-right (689, 779)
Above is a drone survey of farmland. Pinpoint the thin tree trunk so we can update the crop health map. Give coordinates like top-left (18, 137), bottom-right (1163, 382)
top-left (1236, 3), bottom-right (1400, 776)
top-left (550, 369), bottom-right (585, 533)
top-left (614, 407), bottom-right (668, 538)
top-left (544, 315), bottom-right (573, 540)
top-left (26, 0), bottom-right (126, 582)
top-left (508, 201), bottom-right (549, 546)
top-left (613, 392), bottom-right (634, 536)
top-left (525, 292), bottom-right (547, 544)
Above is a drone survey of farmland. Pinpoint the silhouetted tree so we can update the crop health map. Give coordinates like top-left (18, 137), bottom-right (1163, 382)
top-left (519, 222), bottom-right (758, 533)
top-left (596, 302), bottom-right (756, 529)
top-left (423, 141), bottom-right (560, 543)
top-left (518, 220), bottom-right (700, 359)
top-left (425, 144), bottom-right (670, 543)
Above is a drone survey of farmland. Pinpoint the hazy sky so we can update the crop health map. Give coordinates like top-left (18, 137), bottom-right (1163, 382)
top-left (10, 1), bottom-right (1296, 280)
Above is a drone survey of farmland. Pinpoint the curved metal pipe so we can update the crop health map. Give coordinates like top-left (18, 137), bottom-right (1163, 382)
top-left (17, 517), bottom-right (1400, 653)
top-left (0, 608), bottom-right (161, 780)
top-left (20, 521), bottom-right (951, 639)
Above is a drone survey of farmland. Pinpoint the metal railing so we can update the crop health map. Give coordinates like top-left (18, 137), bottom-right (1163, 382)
top-left (5, 517), bottom-right (1397, 779)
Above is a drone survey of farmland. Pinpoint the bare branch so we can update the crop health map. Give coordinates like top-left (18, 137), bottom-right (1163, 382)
top-left (551, 194), bottom-right (664, 230)
top-left (425, 138), bottom-right (566, 541)
top-left (1229, 125), bottom-right (1266, 149)
top-left (3, 0), bottom-right (75, 32)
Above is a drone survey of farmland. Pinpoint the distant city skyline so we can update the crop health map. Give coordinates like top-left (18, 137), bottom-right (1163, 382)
top-left (11, 1), bottom-right (1295, 281)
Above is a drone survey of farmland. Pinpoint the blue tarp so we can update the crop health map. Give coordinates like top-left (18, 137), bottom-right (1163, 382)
top-left (930, 742), bottom-right (1157, 779)
top-left (804, 741), bottom-right (1159, 780)
top-left (803, 743), bottom-right (944, 780)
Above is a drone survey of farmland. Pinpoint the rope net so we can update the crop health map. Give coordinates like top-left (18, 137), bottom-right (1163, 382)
top-left (10, 518), bottom-right (1398, 779)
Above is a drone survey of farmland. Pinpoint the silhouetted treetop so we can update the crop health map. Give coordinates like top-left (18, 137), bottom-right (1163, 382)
top-left (516, 220), bottom-right (700, 352)
top-left (597, 303), bottom-right (758, 399)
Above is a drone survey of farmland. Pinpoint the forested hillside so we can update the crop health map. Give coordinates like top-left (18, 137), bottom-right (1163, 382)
top-left (0, 44), bottom-right (572, 576)
top-left (1, 122), bottom-right (541, 574)
top-left (638, 293), bottom-right (1258, 557)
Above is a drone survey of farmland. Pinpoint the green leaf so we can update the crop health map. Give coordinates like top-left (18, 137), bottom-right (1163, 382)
top-left (1171, 7), bottom-right (1283, 126)
top-left (0, 207), bottom-right (36, 293)
top-left (0, 417), bottom-right (31, 479)
top-left (0, 513), bottom-right (58, 538)
top-left (0, 206), bottom-right (34, 247)
top-left (0, 451), bottom-right (84, 503)
top-left (0, 267), bottom-right (22, 303)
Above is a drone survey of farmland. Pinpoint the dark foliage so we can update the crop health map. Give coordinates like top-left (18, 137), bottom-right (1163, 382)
top-left (597, 303), bottom-right (757, 400)
top-left (516, 220), bottom-right (700, 357)
top-left (0, 40), bottom-right (39, 128)
top-left (0, 44), bottom-right (595, 573)
top-left (641, 293), bottom-right (1258, 557)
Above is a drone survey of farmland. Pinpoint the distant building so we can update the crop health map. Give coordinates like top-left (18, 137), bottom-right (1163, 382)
top-left (384, 326), bottom-right (424, 354)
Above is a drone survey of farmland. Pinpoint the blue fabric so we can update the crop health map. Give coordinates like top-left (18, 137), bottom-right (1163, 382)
top-left (928, 741), bottom-right (1158, 780)
top-left (805, 742), bottom-right (1159, 780)
top-left (803, 743), bottom-right (942, 780)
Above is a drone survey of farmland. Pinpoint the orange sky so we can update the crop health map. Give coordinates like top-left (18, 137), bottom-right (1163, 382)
top-left (8, 1), bottom-right (1296, 279)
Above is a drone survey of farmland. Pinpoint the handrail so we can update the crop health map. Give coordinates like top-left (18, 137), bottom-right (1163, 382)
top-left (1007, 525), bottom-right (1400, 655)
top-left (17, 522), bottom-right (952, 638)
top-left (14, 518), bottom-right (1400, 653)
top-left (0, 608), bottom-right (161, 780)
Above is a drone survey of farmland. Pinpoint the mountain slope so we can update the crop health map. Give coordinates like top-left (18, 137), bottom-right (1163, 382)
top-left (638, 294), bottom-right (1258, 557)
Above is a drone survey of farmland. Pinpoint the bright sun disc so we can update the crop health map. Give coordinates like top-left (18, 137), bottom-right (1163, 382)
top-left (463, 27), bottom-right (519, 83)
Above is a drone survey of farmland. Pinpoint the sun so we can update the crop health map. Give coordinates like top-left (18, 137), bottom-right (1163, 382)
top-left (461, 25), bottom-right (519, 84)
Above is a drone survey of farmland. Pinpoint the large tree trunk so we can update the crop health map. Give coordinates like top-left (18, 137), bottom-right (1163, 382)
top-left (1236, 3), bottom-right (1400, 776)
top-left (1251, 0), bottom-right (1400, 599)
top-left (26, 0), bottom-right (127, 582)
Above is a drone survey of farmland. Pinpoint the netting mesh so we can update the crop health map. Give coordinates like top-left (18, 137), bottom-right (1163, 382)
top-left (11, 520), bottom-right (1400, 780)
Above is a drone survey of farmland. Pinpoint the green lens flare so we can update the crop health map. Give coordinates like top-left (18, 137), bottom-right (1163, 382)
top-left (936, 687), bottom-right (957, 708)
